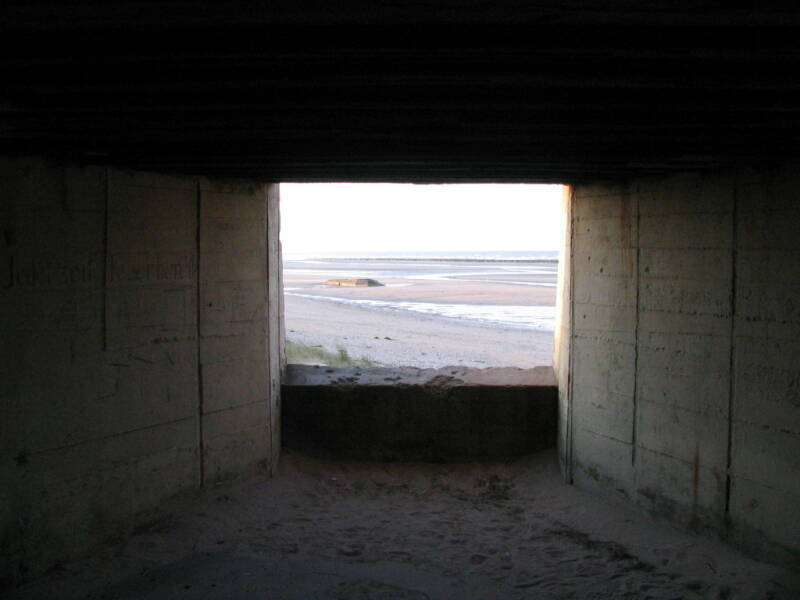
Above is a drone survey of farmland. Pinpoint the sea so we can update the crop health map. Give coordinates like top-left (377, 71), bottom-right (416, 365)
top-left (283, 250), bottom-right (559, 333)
top-left (283, 250), bottom-right (559, 262)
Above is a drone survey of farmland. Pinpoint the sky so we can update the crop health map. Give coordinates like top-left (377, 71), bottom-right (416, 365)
top-left (279, 183), bottom-right (564, 255)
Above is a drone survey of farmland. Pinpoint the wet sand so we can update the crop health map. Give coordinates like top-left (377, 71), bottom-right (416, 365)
top-left (283, 259), bottom-right (557, 368)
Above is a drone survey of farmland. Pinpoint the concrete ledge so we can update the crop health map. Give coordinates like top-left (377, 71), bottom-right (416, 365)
top-left (282, 365), bottom-right (557, 462)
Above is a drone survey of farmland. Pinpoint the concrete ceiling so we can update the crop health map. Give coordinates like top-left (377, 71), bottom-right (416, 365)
top-left (2, 2), bottom-right (799, 182)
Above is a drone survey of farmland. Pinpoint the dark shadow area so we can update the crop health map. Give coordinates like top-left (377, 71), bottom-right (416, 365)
top-left (7, 449), bottom-right (797, 599)
top-left (282, 365), bottom-right (557, 461)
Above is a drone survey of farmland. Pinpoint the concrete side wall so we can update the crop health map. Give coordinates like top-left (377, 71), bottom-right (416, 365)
top-left (565, 164), bottom-right (800, 567)
top-left (198, 178), bottom-right (271, 482)
top-left (266, 184), bottom-right (283, 472)
top-left (553, 185), bottom-right (573, 475)
top-left (730, 165), bottom-right (800, 558)
top-left (569, 182), bottom-right (638, 496)
top-left (0, 158), bottom-right (280, 586)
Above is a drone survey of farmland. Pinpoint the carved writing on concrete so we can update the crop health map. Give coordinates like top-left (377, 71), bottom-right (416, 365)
top-left (11, 256), bottom-right (100, 287)
top-left (108, 254), bottom-right (196, 284)
top-left (6, 254), bottom-right (198, 288)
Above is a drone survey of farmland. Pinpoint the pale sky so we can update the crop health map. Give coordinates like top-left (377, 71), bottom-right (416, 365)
top-left (279, 183), bottom-right (563, 254)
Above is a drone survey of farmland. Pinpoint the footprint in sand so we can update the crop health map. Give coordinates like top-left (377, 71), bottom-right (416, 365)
top-left (338, 543), bottom-right (364, 557)
top-left (469, 553), bottom-right (489, 565)
top-left (326, 578), bottom-right (428, 599)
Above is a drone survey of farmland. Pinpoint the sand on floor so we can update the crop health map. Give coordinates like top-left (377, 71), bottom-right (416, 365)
top-left (8, 450), bottom-right (799, 599)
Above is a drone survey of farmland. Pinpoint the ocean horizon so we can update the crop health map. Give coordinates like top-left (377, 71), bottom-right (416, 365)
top-left (283, 249), bottom-right (559, 262)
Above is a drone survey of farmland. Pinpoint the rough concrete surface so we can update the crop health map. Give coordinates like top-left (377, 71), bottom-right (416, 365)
top-left (0, 158), bottom-right (281, 587)
top-left (4, 154), bottom-right (800, 594)
top-left (282, 365), bottom-right (557, 461)
top-left (323, 278), bottom-right (384, 287)
top-left (563, 163), bottom-right (800, 569)
top-left (285, 365), bottom-right (556, 387)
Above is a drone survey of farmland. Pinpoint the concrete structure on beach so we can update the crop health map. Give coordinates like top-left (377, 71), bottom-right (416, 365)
top-left (323, 278), bottom-right (384, 287)
top-left (2, 2), bottom-right (800, 590)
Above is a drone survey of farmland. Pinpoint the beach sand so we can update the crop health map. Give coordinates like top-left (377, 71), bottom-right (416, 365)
top-left (10, 449), bottom-right (799, 599)
top-left (283, 260), bottom-right (557, 368)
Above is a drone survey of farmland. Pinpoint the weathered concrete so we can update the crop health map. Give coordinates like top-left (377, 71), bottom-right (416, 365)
top-left (554, 184), bottom-right (573, 478)
top-left (0, 158), bottom-right (282, 587)
top-left (5, 151), bottom-right (800, 588)
top-left (560, 163), bottom-right (800, 569)
top-left (198, 177), bottom-right (273, 483)
top-left (282, 365), bottom-right (557, 462)
top-left (323, 278), bottom-right (383, 287)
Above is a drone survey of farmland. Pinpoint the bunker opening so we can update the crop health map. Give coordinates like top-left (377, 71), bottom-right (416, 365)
top-left (279, 183), bottom-right (566, 370)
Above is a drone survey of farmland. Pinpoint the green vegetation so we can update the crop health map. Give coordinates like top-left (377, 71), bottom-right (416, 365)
top-left (286, 340), bottom-right (380, 367)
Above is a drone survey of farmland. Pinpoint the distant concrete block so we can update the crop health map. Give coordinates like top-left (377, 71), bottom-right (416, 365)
top-left (323, 278), bottom-right (384, 287)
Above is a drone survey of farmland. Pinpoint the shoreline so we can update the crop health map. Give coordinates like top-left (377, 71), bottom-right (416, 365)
top-left (285, 295), bottom-right (554, 368)
top-left (283, 257), bottom-right (558, 368)
top-left (287, 257), bottom-right (559, 263)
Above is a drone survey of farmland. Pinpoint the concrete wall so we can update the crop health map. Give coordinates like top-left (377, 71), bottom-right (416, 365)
top-left (553, 185), bottom-right (573, 475)
top-left (563, 163), bottom-right (800, 567)
top-left (282, 365), bottom-right (557, 462)
top-left (0, 158), bottom-right (282, 586)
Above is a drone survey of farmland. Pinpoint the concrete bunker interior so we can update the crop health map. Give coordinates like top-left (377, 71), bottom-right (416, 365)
top-left (2, 4), bottom-right (800, 597)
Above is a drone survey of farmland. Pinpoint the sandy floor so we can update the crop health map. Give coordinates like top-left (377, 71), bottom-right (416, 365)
top-left (9, 450), bottom-right (799, 599)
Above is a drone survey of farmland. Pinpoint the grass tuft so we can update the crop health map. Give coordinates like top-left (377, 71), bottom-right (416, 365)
top-left (286, 340), bottom-right (379, 367)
